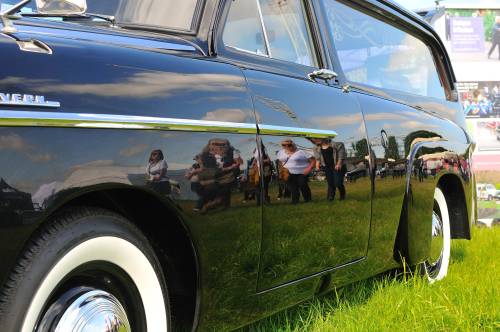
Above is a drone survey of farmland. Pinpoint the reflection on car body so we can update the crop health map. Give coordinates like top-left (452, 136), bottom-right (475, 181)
top-left (0, 0), bottom-right (475, 331)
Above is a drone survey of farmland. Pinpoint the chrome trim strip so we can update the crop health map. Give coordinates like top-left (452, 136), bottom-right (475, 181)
top-left (0, 111), bottom-right (257, 134)
top-left (256, 257), bottom-right (365, 295)
top-left (258, 124), bottom-right (337, 138)
top-left (0, 111), bottom-right (338, 138)
top-left (0, 100), bottom-right (60, 108)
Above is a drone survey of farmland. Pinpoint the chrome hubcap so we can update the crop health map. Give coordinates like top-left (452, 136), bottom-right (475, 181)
top-left (428, 211), bottom-right (444, 268)
top-left (55, 290), bottom-right (131, 332)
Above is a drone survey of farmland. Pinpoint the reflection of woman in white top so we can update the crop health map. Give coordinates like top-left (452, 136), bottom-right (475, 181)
top-left (277, 139), bottom-right (314, 204)
top-left (146, 149), bottom-right (170, 195)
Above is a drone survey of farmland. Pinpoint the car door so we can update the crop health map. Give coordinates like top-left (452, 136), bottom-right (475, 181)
top-left (218, 0), bottom-right (372, 291)
top-left (318, 0), bottom-right (470, 267)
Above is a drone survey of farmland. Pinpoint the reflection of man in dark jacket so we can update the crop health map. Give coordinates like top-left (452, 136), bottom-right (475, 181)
top-left (313, 139), bottom-right (347, 201)
top-left (488, 17), bottom-right (500, 60)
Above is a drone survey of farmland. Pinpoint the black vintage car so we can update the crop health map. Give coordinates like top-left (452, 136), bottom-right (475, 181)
top-left (0, 0), bottom-right (475, 331)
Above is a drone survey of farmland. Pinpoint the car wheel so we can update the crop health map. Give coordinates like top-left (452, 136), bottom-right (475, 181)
top-left (421, 187), bottom-right (451, 283)
top-left (0, 207), bottom-right (170, 332)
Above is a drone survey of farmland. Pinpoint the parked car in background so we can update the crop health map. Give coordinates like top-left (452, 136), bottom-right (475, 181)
top-left (477, 183), bottom-right (498, 201)
top-left (0, 0), bottom-right (475, 331)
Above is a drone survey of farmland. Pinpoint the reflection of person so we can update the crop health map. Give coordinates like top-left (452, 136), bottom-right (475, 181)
top-left (242, 158), bottom-right (257, 203)
top-left (313, 139), bottom-right (347, 201)
top-left (196, 139), bottom-right (241, 213)
top-left (186, 155), bottom-right (203, 211)
top-left (445, 14), bottom-right (451, 41)
top-left (277, 139), bottom-right (314, 204)
top-left (488, 16), bottom-right (500, 60)
top-left (275, 158), bottom-right (290, 200)
top-left (253, 143), bottom-right (272, 204)
top-left (146, 149), bottom-right (170, 195)
top-left (417, 158), bottom-right (425, 182)
top-left (211, 139), bottom-right (241, 209)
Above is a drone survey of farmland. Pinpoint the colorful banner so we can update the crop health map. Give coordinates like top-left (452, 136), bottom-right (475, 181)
top-left (450, 17), bottom-right (486, 52)
top-left (458, 81), bottom-right (500, 118)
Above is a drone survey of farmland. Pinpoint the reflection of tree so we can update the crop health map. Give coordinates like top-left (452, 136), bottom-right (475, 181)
top-left (352, 139), bottom-right (369, 160)
top-left (384, 136), bottom-right (401, 160)
top-left (404, 131), bottom-right (441, 156)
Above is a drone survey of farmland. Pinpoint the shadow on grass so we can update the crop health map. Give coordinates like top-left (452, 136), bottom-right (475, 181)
top-left (450, 241), bottom-right (467, 263)
top-left (239, 270), bottom-right (418, 332)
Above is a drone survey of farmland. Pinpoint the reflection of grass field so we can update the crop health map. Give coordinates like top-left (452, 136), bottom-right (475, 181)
top-left (478, 200), bottom-right (500, 219)
top-left (241, 226), bottom-right (500, 331)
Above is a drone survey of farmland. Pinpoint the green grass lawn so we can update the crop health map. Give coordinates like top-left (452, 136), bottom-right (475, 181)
top-left (242, 226), bottom-right (500, 331)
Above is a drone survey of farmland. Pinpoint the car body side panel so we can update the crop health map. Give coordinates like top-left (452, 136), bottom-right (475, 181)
top-left (0, 20), bottom-right (275, 332)
top-left (0, 1), bottom-right (476, 329)
top-left (241, 68), bottom-right (372, 292)
top-left (405, 140), bottom-right (472, 264)
top-left (355, 91), bottom-right (472, 267)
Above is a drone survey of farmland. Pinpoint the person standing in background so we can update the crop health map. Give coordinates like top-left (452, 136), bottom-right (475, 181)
top-left (488, 16), bottom-right (500, 60)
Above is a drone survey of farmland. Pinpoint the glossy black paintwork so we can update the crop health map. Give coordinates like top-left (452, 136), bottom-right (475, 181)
top-left (0, 1), bottom-right (474, 331)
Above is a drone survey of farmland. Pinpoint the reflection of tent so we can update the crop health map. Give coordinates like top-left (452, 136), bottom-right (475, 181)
top-left (32, 182), bottom-right (61, 209)
top-left (31, 165), bottom-right (184, 206)
top-left (0, 178), bottom-right (33, 212)
top-left (60, 166), bottom-right (145, 189)
top-left (418, 151), bottom-right (456, 161)
top-left (1, 178), bottom-right (20, 193)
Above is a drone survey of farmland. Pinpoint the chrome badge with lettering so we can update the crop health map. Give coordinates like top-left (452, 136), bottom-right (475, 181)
top-left (0, 93), bottom-right (60, 108)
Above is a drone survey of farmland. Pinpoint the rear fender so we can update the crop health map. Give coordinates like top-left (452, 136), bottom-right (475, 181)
top-left (399, 140), bottom-right (470, 265)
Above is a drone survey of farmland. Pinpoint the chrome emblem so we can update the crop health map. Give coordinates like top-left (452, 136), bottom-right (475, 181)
top-left (0, 93), bottom-right (60, 108)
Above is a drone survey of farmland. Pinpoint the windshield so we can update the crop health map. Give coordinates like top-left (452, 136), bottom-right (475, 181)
top-left (1, 0), bottom-right (200, 32)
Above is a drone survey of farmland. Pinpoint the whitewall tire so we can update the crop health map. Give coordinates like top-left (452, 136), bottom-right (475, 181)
top-left (423, 187), bottom-right (451, 283)
top-left (0, 207), bottom-right (170, 332)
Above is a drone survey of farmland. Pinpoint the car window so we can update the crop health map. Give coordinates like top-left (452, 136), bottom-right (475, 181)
top-left (112, 0), bottom-right (199, 31)
top-left (0, 0), bottom-right (199, 31)
top-left (322, 0), bottom-right (446, 100)
top-left (259, 0), bottom-right (318, 67)
top-left (223, 0), bottom-right (318, 67)
top-left (0, 0), bottom-right (36, 12)
top-left (223, 0), bottom-right (268, 56)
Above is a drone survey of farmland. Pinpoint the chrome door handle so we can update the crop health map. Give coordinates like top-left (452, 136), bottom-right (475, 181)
top-left (258, 124), bottom-right (337, 138)
top-left (308, 69), bottom-right (338, 81)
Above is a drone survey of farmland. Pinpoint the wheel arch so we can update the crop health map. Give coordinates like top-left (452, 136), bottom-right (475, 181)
top-left (394, 141), bottom-right (472, 266)
top-left (35, 185), bottom-right (200, 331)
top-left (436, 173), bottom-right (470, 240)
